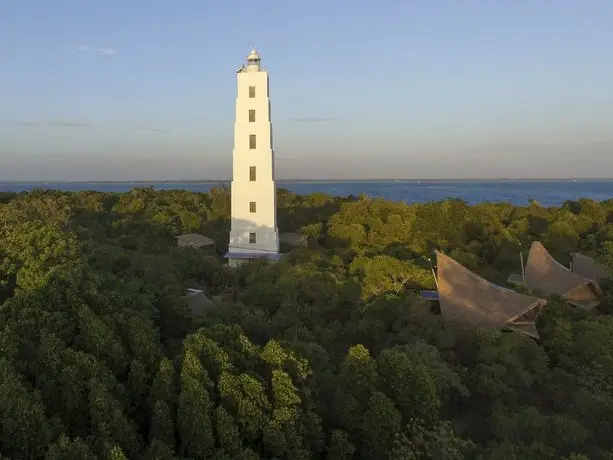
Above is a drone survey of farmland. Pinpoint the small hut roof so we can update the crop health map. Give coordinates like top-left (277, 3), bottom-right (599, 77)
top-left (184, 288), bottom-right (215, 316)
top-left (177, 233), bottom-right (215, 248)
top-left (436, 251), bottom-right (546, 338)
top-left (571, 252), bottom-right (610, 281)
top-left (279, 232), bottom-right (308, 247)
top-left (524, 241), bottom-right (602, 309)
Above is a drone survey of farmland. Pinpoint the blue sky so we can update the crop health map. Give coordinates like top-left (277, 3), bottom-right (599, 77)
top-left (1, 0), bottom-right (612, 180)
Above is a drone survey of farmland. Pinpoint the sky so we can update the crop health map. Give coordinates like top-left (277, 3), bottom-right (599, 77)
top-left (1, 0), bottom-right (612, 181)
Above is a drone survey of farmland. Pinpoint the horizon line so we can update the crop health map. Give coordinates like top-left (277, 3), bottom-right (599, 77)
top-left (1, 177), bottom-right (613, 184)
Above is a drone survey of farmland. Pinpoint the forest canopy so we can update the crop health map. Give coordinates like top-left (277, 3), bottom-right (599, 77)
top-left (1, 187), bottom-right (613, 459)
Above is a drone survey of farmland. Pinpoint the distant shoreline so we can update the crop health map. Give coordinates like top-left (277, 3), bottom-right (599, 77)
top-left (1, 178), bottom-right (613, 184)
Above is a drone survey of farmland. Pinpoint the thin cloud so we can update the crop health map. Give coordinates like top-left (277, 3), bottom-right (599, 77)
top-left (13, 121), bottom-right (41, 127)
top-left (70, 45), bottom-right (117, 56)
top-left (291, 117), bottom-right (336, 123)
top-left (12, 120), bottom-right (88, 128)
top-left (587, 138), bottom-right (613, 146)
top-left (49, 120), bottom-right (88, 128)
top-left (96, 48), bottom-right (117, 56)
top-left (140, 127), bottom-right (167, 133)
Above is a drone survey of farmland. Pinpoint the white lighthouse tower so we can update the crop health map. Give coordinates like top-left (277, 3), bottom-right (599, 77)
top-left (225, 47), bottom-right (280, 266)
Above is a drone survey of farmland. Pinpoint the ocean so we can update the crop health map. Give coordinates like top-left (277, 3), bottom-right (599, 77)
top-left (1, 180), bottom-right (612, 207)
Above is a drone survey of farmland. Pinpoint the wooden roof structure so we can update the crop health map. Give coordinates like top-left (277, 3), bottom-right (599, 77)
top-left (177, 233), bottom-right (215, 248)
top-left (436, 251), bottom-right (547, 339)
top-left (571, 252), bottom-right (610, 281)
top-left (524, 241), bottom-right (603, 310)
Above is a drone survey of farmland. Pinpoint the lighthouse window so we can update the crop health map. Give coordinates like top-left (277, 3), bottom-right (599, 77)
top-left (249, 134), bottom-right (256, 149)
top-left (249, 201), bottom-right (256, 213)
top-left (249, 110), bottom-right (256, 122)
top-left (249, 166), bottom-right (256, 181)
top-left (249, 232), bottom-right (256, 243)
top-left (249, 86), bottom-right (256, 98)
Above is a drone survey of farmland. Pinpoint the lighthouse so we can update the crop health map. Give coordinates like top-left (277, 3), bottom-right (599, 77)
top-left (225, 47), bottom-right (280, 266)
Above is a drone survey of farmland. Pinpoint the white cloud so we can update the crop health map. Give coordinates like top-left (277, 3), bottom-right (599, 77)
top-left (96, 48), bottom-right (117, 56)
top-left (70, 45), bottom-right (117, 56)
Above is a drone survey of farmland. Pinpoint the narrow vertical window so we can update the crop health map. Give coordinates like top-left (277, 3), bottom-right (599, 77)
top-left (249, 166), bottom-right (256, 181)
top-left (249, 201), bottom-right (256, 213)
top-left (249, 232), bottom-right (256, 243)
top-left (249, 109), bottom-right (256, 122)
top-left (249, 134), bottom-right (256, 149)
top-left (249, 86), bottom-right (256, 98)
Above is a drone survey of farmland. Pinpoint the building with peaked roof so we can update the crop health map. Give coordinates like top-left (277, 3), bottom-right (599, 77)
top-left (571, 252), bottom-right (610, 281)
top-left (435, 251), bottom-right (547, 339)
top-left (177, 233), bottom-right (215, 248)
top-left (522, 241), bottom-right (603, 310)
top-left (184, 288), bottom-right (215, 316)
top-left (225, 47), bottom-right (280, 267)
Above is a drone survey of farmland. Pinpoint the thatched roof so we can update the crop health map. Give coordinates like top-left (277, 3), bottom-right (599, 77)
top-left (177, 233), bottom-right (215, 248)
top-left (571, 252), bottom-right (610, 281)
top-left (524, 241), bottom-right (602, 310)
top-left (436, 251), bottom-right (547, 339)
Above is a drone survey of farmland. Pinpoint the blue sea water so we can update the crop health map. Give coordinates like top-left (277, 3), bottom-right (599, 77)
top-left (1, 180), bottom-right (612, 207)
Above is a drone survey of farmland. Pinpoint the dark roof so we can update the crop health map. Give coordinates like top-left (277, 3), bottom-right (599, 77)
top-left (184, 288), bottom-right (215, 316)
top-left (177, 233), bottom-right (215, 248)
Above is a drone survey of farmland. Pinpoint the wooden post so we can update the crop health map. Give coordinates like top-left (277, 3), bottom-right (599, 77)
top-left (428, 258), bottom-right (439, 290)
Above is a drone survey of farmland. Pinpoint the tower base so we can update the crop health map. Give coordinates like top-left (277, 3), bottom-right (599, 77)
top-left (224, 251), bottom-right (282, 267)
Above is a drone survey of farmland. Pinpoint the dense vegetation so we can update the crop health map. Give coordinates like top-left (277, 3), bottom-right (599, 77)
top-left (1, 187), bottom-right (613, 459)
